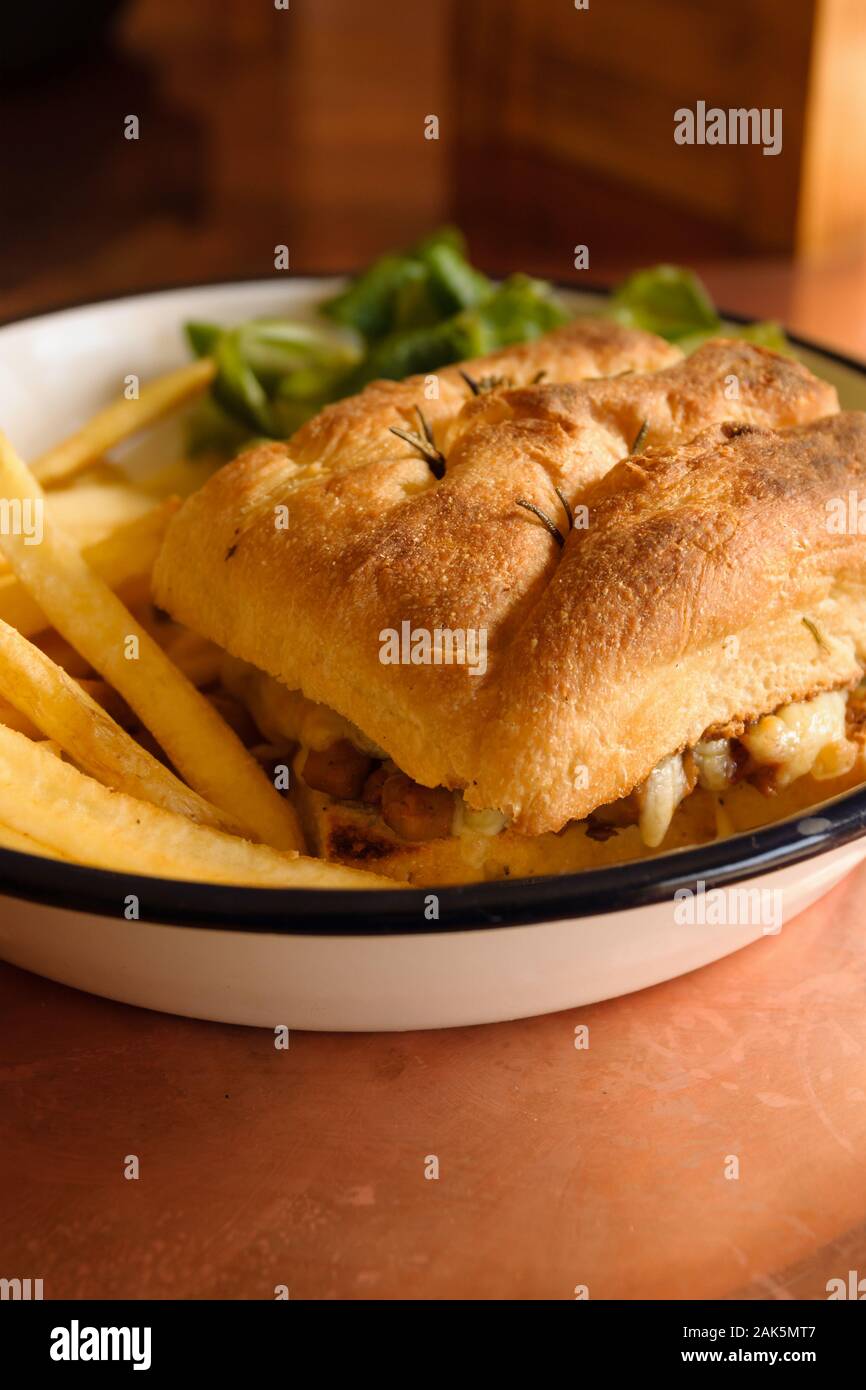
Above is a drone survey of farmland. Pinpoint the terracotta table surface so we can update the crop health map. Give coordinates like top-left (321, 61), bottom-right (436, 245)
top-left (2, 259), bottom-right (866, 1301)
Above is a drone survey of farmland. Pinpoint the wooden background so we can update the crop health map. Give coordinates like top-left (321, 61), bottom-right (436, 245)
top-left (2, 0), bottom-right (866, 321)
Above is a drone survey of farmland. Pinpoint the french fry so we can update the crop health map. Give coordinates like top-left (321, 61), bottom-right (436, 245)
top-left (0, 498), bottom-right (178, 637)
top-left (77, 677), bottom-right (135, 727)
top-left (0, 617), bottom-right (243, 833)
top-left (0, 479), bottom-right (156, 578)
top-left (0, 694), bottom-right (41, 738)
top-left (34, 630), bottom-right (93, 677)
top-left (126, 602), bottom-right (224, 686)
top-left (33, 358), bottom-right (216, 487)
top-left (140, 453), bottom-right (223, 500)
top-left (0, 725), bottom-right (393, 887)
top-left (0, 433), bottom-right (304, 849)
top-left (205, 690), bottom-right (260, 743)
top-left (0, 817), bottom-right (70, 861)
top-left (34, 478), bottom-right (156, 540)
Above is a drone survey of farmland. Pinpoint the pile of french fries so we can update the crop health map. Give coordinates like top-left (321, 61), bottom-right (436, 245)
top-left (0, 365), bottom-right (392, 890)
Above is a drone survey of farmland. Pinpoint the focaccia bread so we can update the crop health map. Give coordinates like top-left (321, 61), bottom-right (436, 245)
top-left (475, 412), bottom-right (866, 833)
top-left (154, 327), bottom-right (842, 837)
top-left (287, 316), bottom-right (682, 470)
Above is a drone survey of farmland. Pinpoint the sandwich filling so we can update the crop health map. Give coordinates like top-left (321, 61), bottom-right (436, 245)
top-left (632, 689), bottom-right (857, 848)
top-left (222, 655), bottom-right (865, 882)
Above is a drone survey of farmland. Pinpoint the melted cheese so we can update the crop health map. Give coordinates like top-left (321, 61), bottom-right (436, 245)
top-left (451, 799), bottom-right (507, 836)
top-left (221, 656), bottom-right (385, 755)
top-left (693, 738), bottom-right (736, 792)
top-left (635, 752), bottom-right (691, 849)
top-left (740, 690), bottom-right (854, 786)
top-left (637, 689), bottom-right (857, 850)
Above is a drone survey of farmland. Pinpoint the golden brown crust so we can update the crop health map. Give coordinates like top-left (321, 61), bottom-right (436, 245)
top-left (154, 328), bottom-right (845, 836)
top-left (476, 413), bottom-right (866, 831)
top-left (287, 316), bottom-right (682, 470)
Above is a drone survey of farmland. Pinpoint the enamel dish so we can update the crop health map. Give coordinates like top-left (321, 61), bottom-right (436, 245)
top-left (1, 280), bottom-right (865, 1030)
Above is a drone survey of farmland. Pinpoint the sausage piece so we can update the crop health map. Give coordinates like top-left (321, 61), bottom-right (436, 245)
top-left (302, 740), bottom-right (374, 799)
top-left (381, 773), bottom-right (455, 841)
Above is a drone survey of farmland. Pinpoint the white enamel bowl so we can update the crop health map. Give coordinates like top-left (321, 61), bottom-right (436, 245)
top-left (1, 280), bottom-right (865, 1030)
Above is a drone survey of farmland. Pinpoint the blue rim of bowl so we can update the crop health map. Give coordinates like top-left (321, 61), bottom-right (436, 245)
top-left (1, 276), bottom-right (866, 936)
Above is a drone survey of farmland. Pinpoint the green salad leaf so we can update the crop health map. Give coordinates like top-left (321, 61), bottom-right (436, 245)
top-left (609, 264), bottom-right (720, 340)
top-left (183, 229), bottom-right (566, 451)
top-left (607, 263), bottom-right (792, 357)
top-left (726, 318), bottom-right (790, 353)
top-left (340, 274), bottom-right (569, 392)
top-left (322, 227), bottom-right (490, 336)
top-left (183, 240), bottom-right (791, 455)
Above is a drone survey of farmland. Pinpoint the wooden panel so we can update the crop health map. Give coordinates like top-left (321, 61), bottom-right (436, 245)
top-left (798, 0), bottom-right (866, 256)
top-left (4, 0), bottom-right (865, 324)
top-left (280, 0), bottom-right (455, 264)
top-left (457, 0), bottom-right (816, 254)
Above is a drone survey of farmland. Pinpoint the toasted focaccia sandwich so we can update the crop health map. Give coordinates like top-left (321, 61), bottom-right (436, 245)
top-left (153, 318), bottom-right (866, 885)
